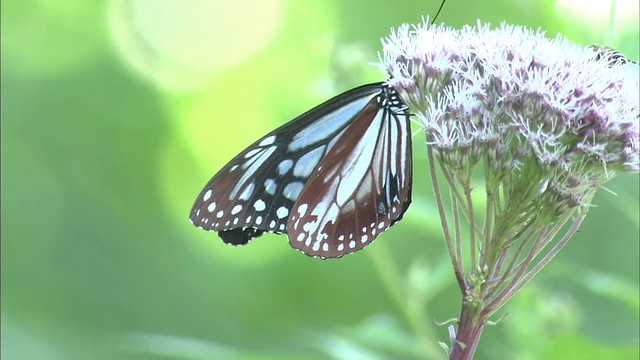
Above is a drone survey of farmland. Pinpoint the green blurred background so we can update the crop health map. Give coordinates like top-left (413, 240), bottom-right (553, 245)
top-left (2, 0), bottom-right (638, 359)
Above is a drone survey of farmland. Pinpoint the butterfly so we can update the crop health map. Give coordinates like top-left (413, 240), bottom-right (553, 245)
top-left (589, 45), bottom-right (636, 66)
top-left (190, 82), bottom-right (413, 258)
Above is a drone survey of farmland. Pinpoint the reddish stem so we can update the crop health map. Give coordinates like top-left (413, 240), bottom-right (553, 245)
top-left (450, 301), bottom-right (487, 360)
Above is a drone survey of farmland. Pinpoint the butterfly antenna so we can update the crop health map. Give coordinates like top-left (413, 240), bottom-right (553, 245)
top-left (431, 0), bottom-right (447, 25)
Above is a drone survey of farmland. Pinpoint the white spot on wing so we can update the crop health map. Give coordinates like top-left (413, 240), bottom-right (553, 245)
top-left (244, 148), bottom-right (261, 159)
top-left (207, 202), bottom-right (216, 213)
top-left (297, 204), bottom-right (308, 217)
top-left (254, 199), bottom-right (266, 211)
top-left (264, 179), bottom-right (277, 195)
top-left (231, 205), bottom-right (243, 215)
top-left (203, 189), bottom-right (212, 201)
top-left (276, 206), bottom-right (289, 219)
top-left (259, 135), bottom-right (276, 146)
top-left (283, 182), bottom-right (304, 201)
top-left (238, 183), bottom-right (255, 201)
top-left (302, 221), bottom-right (314, 233)
top-left (216, 210), bottom-right (224, 218)
top-left (277, 159), bottom-right (294, 176)
top-left (294, 146), bottom-right (325, 177)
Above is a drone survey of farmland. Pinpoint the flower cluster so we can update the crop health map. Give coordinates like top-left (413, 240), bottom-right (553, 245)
top-left (378, 21), bottom-right (639, 216)
top-left (376, 20), bottom-right (638, 360)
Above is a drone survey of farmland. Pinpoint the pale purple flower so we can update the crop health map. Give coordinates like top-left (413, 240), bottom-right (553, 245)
top-left (375, 20), bottom-right (639, 359)
top-left (378, 21), bottom-right (639, 212)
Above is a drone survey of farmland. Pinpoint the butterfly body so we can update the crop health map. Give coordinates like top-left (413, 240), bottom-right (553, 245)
top-left (190, 82), bottom-right (412, 258)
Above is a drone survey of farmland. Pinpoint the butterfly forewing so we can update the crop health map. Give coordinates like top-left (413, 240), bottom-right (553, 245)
top-left (190, 83), bottom-right (386, 246)
top-left (287, 86), bottom-right (412, 258)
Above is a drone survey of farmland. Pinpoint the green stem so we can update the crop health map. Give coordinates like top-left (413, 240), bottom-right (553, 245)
top-left (492, 212), bottom-right (586, 311)
top-left (428, 147), bottom-right (466, 289)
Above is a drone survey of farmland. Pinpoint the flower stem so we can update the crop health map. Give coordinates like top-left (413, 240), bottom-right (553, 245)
top-left (449, 301), bottom-right (486, 360)
top-left (428, 146), bottom-right (467, 290)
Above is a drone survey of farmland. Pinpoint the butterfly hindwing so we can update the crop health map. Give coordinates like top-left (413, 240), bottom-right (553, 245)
top-left (190, 83), bottom-right (387, 246)
top-left (287, 86), bottom-right (412, 258)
